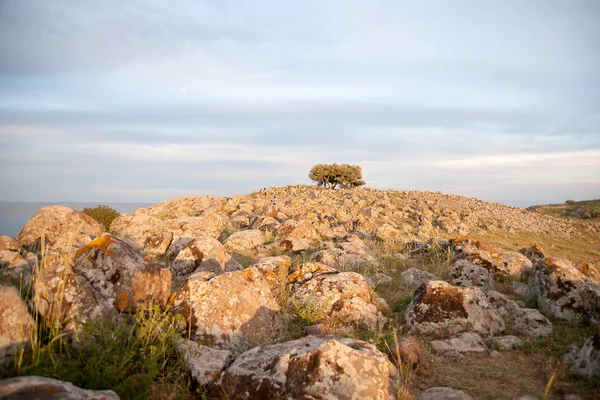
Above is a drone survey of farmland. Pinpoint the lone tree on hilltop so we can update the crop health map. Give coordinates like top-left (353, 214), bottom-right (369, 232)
top-left (309, 163), bottom-right (366, 189)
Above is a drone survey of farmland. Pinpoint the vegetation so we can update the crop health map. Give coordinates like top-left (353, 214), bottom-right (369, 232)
top-left (309, 163), bottom-right (366, 189)
top-left (82, 204), bottom-right (120, 231)
top-left (528, 199), bottom-right (600, 220)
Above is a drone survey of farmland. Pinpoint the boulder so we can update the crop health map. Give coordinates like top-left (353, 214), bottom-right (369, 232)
top-left (527, 258), bottom-right (600, 324)
top-left (249, 256), bottom-right (292, 288)
top-left (405, 281), bottom-right (504, 338)
top-left (172, 267), bottom-right (287, 355)
top-left (0, 285), bottom-right (36, 366)
top-left (486, 291), bottom-right (553, 338)
top-left (311, 235), bottom-right (378, 269)
top-left (419, 387), bottom-right (474, 400)
top-left (223, 229), bottom-right (265, 253)
top-left (329, 297), bottom-right (385, 330)
top-left (177, 339), bottom-right (234, 387)
top-left (276, 219), bottom-right (320, 244)
top-left (0, 235), bottom-right (19, 251)
top-left (219, 336), bottom-right (394, 400)
top-left (508, 282), bottom-right (528, 297)
top-left (74, 234), bottom-right (171, 312)
top-left (401, 268), bottom-right (438, 287)
top-left (490, 335), bottom-right (523, 350)
top-left (450, 259), bottom-right (495, 291)
top-left (452, 238), bottom-right (532, 277)
top-left (564, 333), bottom-right (600, 381)
top-left (143, 232), bottom-right (173, 257)
top-left (171, 236), bottom-right (242, 279)
top-left (429, 332), bottom-right (488, 355)
top-left (386, 335), bottom-right (424, 370)
top-left (17, 205), bottom-right (103, 253)
top-left (0, 376), bottom-right (120, 399)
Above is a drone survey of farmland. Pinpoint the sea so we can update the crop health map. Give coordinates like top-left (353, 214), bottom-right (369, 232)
top-left (0, 202), bottom-right (152, 238)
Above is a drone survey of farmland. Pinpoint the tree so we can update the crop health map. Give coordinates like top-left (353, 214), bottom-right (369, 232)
top-left (82, 204), bottom-right (120, 231)
top-left (309, 163), bottom-right (366, 189)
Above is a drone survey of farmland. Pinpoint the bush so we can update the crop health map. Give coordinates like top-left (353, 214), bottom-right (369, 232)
top-left (82, 205), bottom-right (120, 231)
top-left (309, 163), bottom-right (366, 189)
top-left (565, 199), bottom-right (577, 205)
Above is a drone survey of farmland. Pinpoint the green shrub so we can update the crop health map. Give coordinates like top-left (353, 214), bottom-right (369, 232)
top-left (309, 163), bottom-right (366, 189)
top-left (82, 205), bottom-right (120, 231)
top-left (565, 199), bottom-right (577, 205)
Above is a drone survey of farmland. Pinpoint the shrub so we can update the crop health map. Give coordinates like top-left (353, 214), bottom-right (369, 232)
top-left (82, 205), bottom-right (120, 231)
top-left (309, 163), bottom-right (366, 189)
top-left (565, 199), bottom-right (577, 205)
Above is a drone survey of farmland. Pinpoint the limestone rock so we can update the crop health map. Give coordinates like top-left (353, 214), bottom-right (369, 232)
top-left (419, 387), bottom-right (474, 400)
top-left (172, 267), bottom-right (287, 355)
top-left (429, 332), bottom-right (488, 355)
top-left (490, 335), bottom-right (523, 350)
top-left (311, 235), bottom-right (377, 269)
top-left (74, 234), bottom-right (171, 312)
top-left (143, 232), bottom-right (173, 257)
top-left (508, 282), bottom-right (528, 297)
top-left (177, 339), bottom-right (233, 387)
top-left (0, 285), bottom-right (36, 366)
top-left (565, 333), bottom-right (600, 381)
top-left (17, 205), bottom-right (102, 253)
top-left (223, 229), bottom-right (265, 253)
top-left (219, 336), bottom-right (394, 400)
top-left (0, 376), bottom-right (120, 399)
top-left (401, 268), bottom-right (438, 287)
top-left (510, 308), bottom-right (553, 338)
top-left (405, 281), bottom-right (504, 338)
top-left (329, 297), bottom-right (386, 330)
top-left (452, 238), bottom-right (532, 277)
top-left (386, 335), bottom-right (423, 370)
top-left (0, 236), bottom-right (19, 251)
top-left (450, 259), bottom-right (495, 291)
top-left (276, 219), bottom-right (320, 244)
top-left (171, 236), bottom-right (242, 279)
top-left (527, 257), bottom-right (600, 323)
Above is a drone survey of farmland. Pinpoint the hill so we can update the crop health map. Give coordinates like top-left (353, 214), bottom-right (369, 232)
top-left (528, 199), bottom-right (600, 221)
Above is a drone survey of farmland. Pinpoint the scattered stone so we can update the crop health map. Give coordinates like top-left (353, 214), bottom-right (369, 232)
top-left (177, 339), bottom-right (233, 387)
top-left (490, 350), bottom-right (501, 358)
top-left (371, 272), bottom-right (393, 286)
top-left (490, 335), bottom-right (524, 350)
top-left (429, 332), bottom-right (488, 355)
top-left (565, 333), bottom-right (600, 381)
top-left (401, 267), bottom-right (438, 287)
top-left (219, 336), bottom-right (394, 400)
top-left (143, 232), bottom-right (173, 257)
top-left (223, 229), bottom-right (265, 253)
top-left (511, 308), bottom-right (553, 339)
top-left (452, 238), bottom-right (532, 277)
top-left (508, 281), bottom-right (528, 297)
top-left (450, 259), bottom-right (495, 291)
top-left (171, 236), bottom-right (242, 279)
top-left (0, 285), bottom-right (36, 366)
top-left (419, 387), bottom-right (474, 400)
top-left (17, 205), bottom-right (103, 253)
top-left (405, 281), bottom-right (505, 338)
top-left (0, 376), bottom-right (120, 399)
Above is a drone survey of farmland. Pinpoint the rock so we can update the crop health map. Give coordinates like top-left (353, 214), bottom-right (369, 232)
top-left (276, 219), bottom-right (320, 244)
top-left (0, 236), bottom-right (19, 251)
top-left (17, 205), bottom-right (103, 253)
top-left (219, 335), bottom-right (394, 400)
top-left (519, 244), bottom-right (546, 263)
top-left (490, 350), bottom-right (501, 358)
top-left (172, 267), bottom-right (287, 355)
top-left (311, 235), bottom-right (377, 269)
top-left (578, 263), bottom-right (600, 282)
top-left (276, 237), bottom-right (310, 252)
top-left (512, 396), bottom-right (539, 400)
top-left (510, 308), bottom-right (553, 338)
top-left (486, 291), bottom-right (519, 318)
top-left (452, 238), bottom-right (532, 277)
top-left (405, 281), bottom-right (505, 338)
top-left (223, 229), bottom-right (265, 253)
top-left (419, 387), bottom-right (474, 400)
top-left (171, 236), bottom-right (242, 279)
top-left (527, 257), bottom-right (600, 323)
top-left (249, 256), bottom-right (292, 288)
top-left (330, 297), bottom-right (385, 330)
top-left (177, 339), bottom-right (233, 387)
top-left (0, 376), bottom-right (120, 399)
top-left (490, 335), bottom-right (524, 350)
top-left (565, 333), bottom-right (600, 381)
top-left (508, 282), bottom-right (528, 297)
top-left (386, 335), bottom-right (423, 370)
top-left (0, 285), bottom-right (35, 366)
top-left (303, 324), bottom-right (325, 336)
top-left (371, 273), bottom-right (393, 286)
top-left (401, 268), bottom-right (438, 287)
top-left (375, 223), bottom-right (403, 242)
top-left (450, 259), bottom-right (495, 291)
top-left (429, 332), bottom-right (488, 355)
top-left (74, 234), bottom-right (172, 312)
top-left (143, 232), bottom-right (173, 257)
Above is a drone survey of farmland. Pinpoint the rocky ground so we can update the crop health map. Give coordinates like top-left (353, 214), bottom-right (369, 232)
top-left (0, 185), bottom-right (599, 399)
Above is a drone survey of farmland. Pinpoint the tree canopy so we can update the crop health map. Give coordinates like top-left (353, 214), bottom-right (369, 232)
top-left (309, 164), bottom-right (366, 189)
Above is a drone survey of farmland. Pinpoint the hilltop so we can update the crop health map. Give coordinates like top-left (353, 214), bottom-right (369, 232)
top-left (1, 185), bottom-right (599, 399)
top-left (528, 199), bottom-right (600, 221)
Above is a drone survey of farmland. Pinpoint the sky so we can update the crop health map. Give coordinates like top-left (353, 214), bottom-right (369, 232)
top-left (0, 0), bottom-right (599, 207)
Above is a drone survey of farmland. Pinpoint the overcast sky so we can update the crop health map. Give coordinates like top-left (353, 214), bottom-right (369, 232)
top-left (0, 0), bottom-right (598, 207)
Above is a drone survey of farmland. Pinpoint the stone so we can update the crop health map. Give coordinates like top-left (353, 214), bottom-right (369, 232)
top-left (527, 257), bottom-right (600, 324)
top-left (386, 335), bottom-right (424, 370)
top-left (490, 335), bottom-right (524, 350)
top-left (143, 232), bottom-right (173, 257)
top-left (223, 229), bottom-right (265, 253)
top-left (512, 396), bottom-right (539, 400)
top-left (405, 281), bottom-right (505, 338)
top-left (508, 282), bottom-right (528, 297)
top-left (452, 238), bottom-right (532, 277)
top-left (330, 297), bottom-right (385, 330)
top-left (510, 308), bottom-right (553, 338)
top-left (311, 235), bottom-right (377, 269)
top-left (172, 267), bottom-right (287, 355)
top-left (429, 332), bottom-right (488, 355)
top-left (276, 219), bottom-right (320, 244)
top-left (219, 336), bottom-right (394, 400)
top-left (249, 256), bottom-right (292, 288)
top-left (371, 273), bottom-right (393, 286)
top-left (74, 234), bottom-right (172, 312)
top-left (0, 376), bottom-right (120, 399)
top-left (0, 285), bottom-right (36, 366)
top-left (17, 205), bottom-right (103, 253)
top-left (0, 236), bottom-right (19, 251)
top-left (519, 244), bottom-right (546, 263)
top-left (401, 268), bottom-right (438, 287)
top-left (419, 387), bottom-right (474, 400)
top-left (171, 236), bottom-right (242, 279)
top-left (565, 333), bottom-right (600, 381)
top-left (177, 339), bottom-right (234, 387)
top-left (450, 259), bottom-right (495, 291)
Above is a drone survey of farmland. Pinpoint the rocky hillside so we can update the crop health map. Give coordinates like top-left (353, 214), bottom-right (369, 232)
top-left (528, 199), bottom-right (600, 221)
top-left (1, 185), bottom-right (599, 399)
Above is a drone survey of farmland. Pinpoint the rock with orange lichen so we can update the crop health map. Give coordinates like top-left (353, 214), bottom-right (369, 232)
top-left (17, 205), bottom-right (103, 253)
top-left (451, 238), bottom-right (532, 277)
top-left (527, 257), bottom-right (600, 324)
top-left (74, 233), bottom-right (171, 313)
top-left (223, 229), bottom-right (265, 253)
top-left (143, 232), bottom-right (173, 257)
top-left (519, 244), bottom-right (546, 263)
top-left (171, 267), bottom-right (287, 356)
top-left (171, 236), bottom-right (242, 279)
top-left (0, 376), bottom-right (120, 399)
top-left (405, 280), bottom-right (505, 338)
top-left (0, 285), bottom-right (36, 366)
top-left (218, 335), bottom-right (394, 400)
